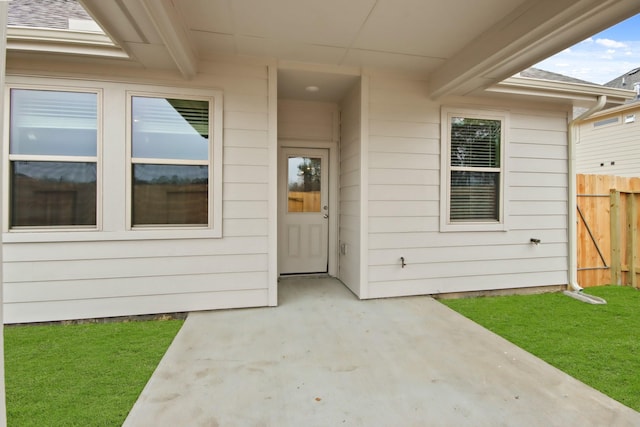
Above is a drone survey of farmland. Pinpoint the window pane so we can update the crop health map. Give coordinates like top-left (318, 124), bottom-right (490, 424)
top-left (288, 157), bottom-right (321, 213)
top-left (450, 171), bottom-right (499, 221)
top-left (10, 89), bottom-right (97, 156)
top-left (11, 161), bottom-right (97, 226)
top-left (450, 117), bottom-right (500, 168)
top-left (132, 97), bottom-right (209, 160)
top-left (132, 164), bottom-right (208, 225)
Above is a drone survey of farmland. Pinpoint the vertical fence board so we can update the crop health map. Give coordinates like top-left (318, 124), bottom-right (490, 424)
top-left (577, 174), bottom-right (640, 287)
top-left (610, 189), bottom-right (621, 285)
top-left (628, 194), bottom-right (638, 288)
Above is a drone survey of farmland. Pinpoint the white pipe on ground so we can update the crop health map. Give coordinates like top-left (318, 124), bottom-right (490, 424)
top-left (567, 95), bottom-right (607, 292)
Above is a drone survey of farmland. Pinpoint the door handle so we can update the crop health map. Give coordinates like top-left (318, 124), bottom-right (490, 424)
top-left (323, 214), bottom-right (329, 219)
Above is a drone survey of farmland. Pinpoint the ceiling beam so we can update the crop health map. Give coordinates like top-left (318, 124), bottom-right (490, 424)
top-left (139, 0), bottom-right (197, 79)
top-left (428, 0), bottom-right (640, 99)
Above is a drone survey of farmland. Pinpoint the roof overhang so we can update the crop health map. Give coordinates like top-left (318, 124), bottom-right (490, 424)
top-left (487, 76), bottom-right (636, 109)
top-left (8, 0), bottom-right (640, 101)
top-left (429, 0), bottom-right (640, 99)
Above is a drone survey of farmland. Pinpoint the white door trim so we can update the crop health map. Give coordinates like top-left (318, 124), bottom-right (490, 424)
top-left (278, 139), bottom-right (338, 277)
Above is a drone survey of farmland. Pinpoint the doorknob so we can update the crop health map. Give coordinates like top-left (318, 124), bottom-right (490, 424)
top-left (323, 214), bottom-right (328, 219)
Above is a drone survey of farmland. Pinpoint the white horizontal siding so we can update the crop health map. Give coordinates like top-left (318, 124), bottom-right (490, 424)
top-left (223, 165), bottom-right (268, 184)
top-left (224, 147), bottom-right (269, 166)
top-left (4, 60), bottom-right (272, 323)
top-left (4, 236), bottom-right (269, 262)
top-left (369, 229), bottom-right (567, 249)
top-left (5, 289), bottom-right (269, 324)
top-left (5, 253), bottom-right (268, 283)
top-left (338, 83), bottom-right (362, 295)
top-left (224, 129), bottom-right (268, 148)
top-left (369, 243), bottom-right (567, 266)
top-left (577, 109), bottom-right (640, 177)
top-left (5, 271), bottom-right (268, 303)
top-left (370, 257), bottom-right (567, 282)
top-left (368, 271), bottom-right (567, 298)
top-left (366, 75), bottom-right (569, 297)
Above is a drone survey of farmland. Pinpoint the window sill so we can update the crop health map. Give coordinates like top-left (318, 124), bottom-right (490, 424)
top-left (3, 227), bottom-right (222, 243)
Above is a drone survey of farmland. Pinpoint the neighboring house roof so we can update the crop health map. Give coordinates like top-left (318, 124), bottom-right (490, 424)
top-left (8, 0), bottom-right (96, 31)
top-left (604, 67), bottom-right (640, 90)
top-left (519, 68), bottom-right (596, 85)
top-left (512, 68), bottom-right (634, 115)
top-left (603, 67), bottom-right (640, 103)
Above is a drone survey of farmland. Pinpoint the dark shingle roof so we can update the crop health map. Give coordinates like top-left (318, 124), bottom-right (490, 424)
top-left (604, 67), bottom-right (640, 90)
top-left (8, 0), bottom-right (93, 30)
top-left (519, 67), bottom-right (597, 85)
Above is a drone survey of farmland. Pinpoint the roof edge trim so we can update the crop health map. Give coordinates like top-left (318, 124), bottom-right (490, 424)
top-left (488, 76), bottom-right (636, 104)
top-left (7, 26), bottom-right (129, 59)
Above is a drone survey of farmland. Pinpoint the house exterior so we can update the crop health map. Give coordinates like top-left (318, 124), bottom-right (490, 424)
top-left (575, 68), bottom-right (640, 177)
top-left (2, 0), bottom-right (639, 324)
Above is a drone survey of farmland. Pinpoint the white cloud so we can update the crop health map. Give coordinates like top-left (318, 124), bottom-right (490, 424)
top-left (581, 37), bottom-right (594, 43)
top-left (534, 39), bottom-right (640, 84)
top-left (595, 38), bottom-right (627, 48)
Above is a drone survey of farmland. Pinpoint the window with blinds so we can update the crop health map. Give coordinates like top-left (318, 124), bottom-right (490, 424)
top-left (9, 89), bottom-right (98, 227)
top-left (130, 95), bottom-right (211, 227)
top-left (449, 117), bottom-right (501, 222)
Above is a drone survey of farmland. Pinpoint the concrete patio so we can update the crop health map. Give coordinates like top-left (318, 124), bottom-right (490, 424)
top-left (124, 277), bottom-right (640, 426)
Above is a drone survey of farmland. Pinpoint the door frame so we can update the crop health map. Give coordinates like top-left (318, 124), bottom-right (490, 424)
top-left (278, 139), bottom-right (339, 277)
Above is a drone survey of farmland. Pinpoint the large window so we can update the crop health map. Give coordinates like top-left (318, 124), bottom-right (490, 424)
top-left (441, 108), bottom-right (507, 231)
top-left (5, 79), bottom-right (222, 239)
top-left (129, 94), bottom-right (212, 227)
top-left (8, 88), bottom-right (98, 228)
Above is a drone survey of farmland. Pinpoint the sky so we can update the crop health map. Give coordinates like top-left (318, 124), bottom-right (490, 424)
top-left (534, 13), bottom-right (640, 84)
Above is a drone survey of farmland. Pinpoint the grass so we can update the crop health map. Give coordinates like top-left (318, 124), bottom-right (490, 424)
top-left (440, 286), bottom-right (640, 411)
top-left (4, 319), bottom-right (183, 427)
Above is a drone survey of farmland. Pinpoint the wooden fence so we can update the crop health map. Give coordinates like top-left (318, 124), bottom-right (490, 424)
top-left (577, 174), bottom-right (640, 288)
top-left (288, 191), bottom-right (321, 212)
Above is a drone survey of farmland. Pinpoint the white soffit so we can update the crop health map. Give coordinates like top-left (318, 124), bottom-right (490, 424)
top-left (351, 0), bottom-right (522, 58)
top-left (77, 0), bottom-right (640, 97)
top-left (180, 0), bottom-right (527, 73)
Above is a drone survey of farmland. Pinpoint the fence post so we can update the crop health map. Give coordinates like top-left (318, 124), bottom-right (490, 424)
top-left (628, 193), bottom-right (638, 288)
top-left (610, 189), bottom-right (622, 285)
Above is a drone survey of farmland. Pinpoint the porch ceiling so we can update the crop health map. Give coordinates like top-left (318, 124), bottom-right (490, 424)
top-left (79, 0), bottom-right (640, 98)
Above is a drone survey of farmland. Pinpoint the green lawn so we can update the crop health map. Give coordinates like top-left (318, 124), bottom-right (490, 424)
top-left (440, 286), bottom-right (640, 411)
top-left (4, 319), bottom-right (183, 427)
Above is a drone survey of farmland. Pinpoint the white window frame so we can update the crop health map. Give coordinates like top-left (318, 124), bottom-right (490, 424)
top-left (3, 78), bottom-right (223, 243)
top-left (440, 107), bottom-right (508, 232)
top-left (3, 84), bottom-right (103, 232)
top-left (125, 88), bottom-right (223, 237)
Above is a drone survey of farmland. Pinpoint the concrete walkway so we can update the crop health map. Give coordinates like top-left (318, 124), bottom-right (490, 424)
top-left (124, 277), bottom-right (640, 426)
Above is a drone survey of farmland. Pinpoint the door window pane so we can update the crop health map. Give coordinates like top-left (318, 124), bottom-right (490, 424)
top-left (288, 157), bottom-right (321, 213)
top-left (11, 161), bottom-right (97, 226)
top-left (132, 164), bottom-right (208, 225)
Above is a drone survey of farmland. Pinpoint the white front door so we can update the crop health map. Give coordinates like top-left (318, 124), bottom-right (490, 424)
top-left (279, 148), bottom-right (329, 274)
